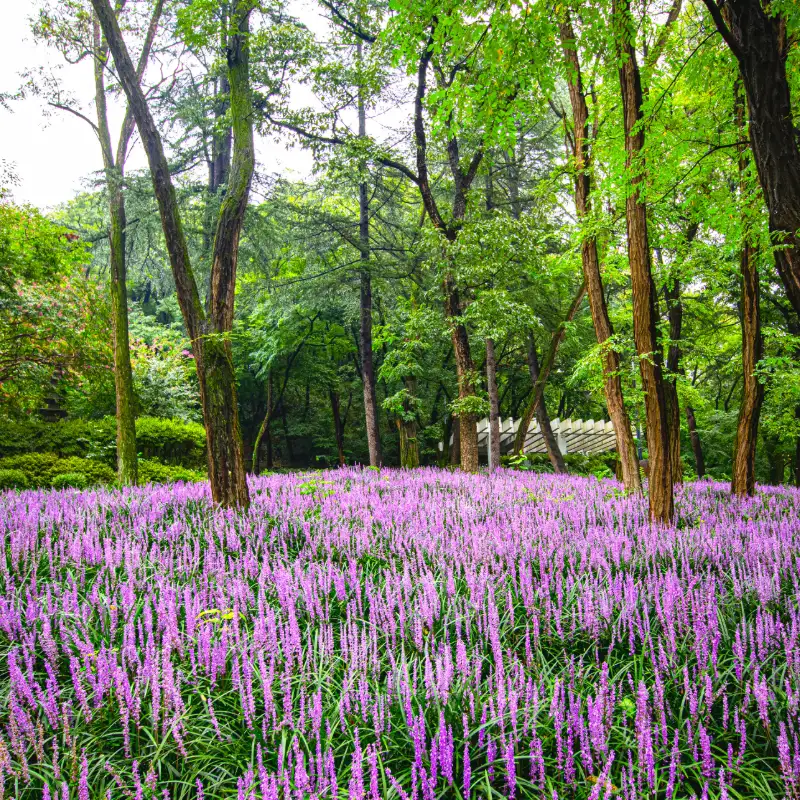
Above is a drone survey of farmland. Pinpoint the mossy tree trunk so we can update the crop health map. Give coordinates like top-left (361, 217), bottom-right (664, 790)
top-left (397, 378), bottom-right (420, 469)
top-left (91, 8), bottom-right (164, 487)
top-left (92, 0), bottom-right (254, 508)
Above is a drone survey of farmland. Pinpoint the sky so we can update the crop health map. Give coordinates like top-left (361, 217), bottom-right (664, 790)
top-left (0, 1), bottom-right (318, 210)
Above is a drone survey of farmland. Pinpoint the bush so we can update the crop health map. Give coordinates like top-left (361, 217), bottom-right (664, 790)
top-left (135, 418), bottom-right (206, 467)
top-left (0, 469), bottom-right (28, 490)
top-left (0, 453), bottom-right (115, 488)
top-left (51, 472), bottom-right (89, 490)
top-left (0, 416), bottom-right (206, 467)
top-left (138, 459), bottom-right (206, 485)
top-left (502, 451), bottom-right (618, 479)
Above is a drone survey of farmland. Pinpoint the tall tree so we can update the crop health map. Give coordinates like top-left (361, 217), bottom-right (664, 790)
top-left (558, 13), bottom-right (642, 494)
top-left (613, 0), bottom-right (673, 521)
top-left (701, 0), bottom-right (800, 319)
top-left (32, 0), bottom-right (164, 485)
top-left (731, 83), bottom-right (765, 496)
top-left (91, 0), bottom-right (255, 507)
top-left (92, 4), bottom-right (163, 486)
top-left (356, 37), bottom-right (383, 467)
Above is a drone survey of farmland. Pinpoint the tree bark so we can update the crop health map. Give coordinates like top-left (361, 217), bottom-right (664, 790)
top-left (446, 278), bottom-right (479, 472)
top-left (92, 0), bottom-right (254, 507)
top-left (513, 281), bottom-right (586, 454)
top-left (614, 0), bottom-right (673, 522)
top-left (559, 15), bottom-right (642, 494)
top-left (731, 84), bottom-right (764, 497)
top-left (93, 10), bottom-right (161, 487)
top-left (730, 243), bottom-right (763, 496)
top-left (485, 337), bottom-right (501, 470)
top-left (397, 377), bottom-right (420, 469)
top-left (526, 334), bottom-right (567, 473)
top-left (686, 406), bottom-right (705, 479)
top-left (253, 371), bottom-right (273, 473)
top-left (107, 181), bottom-right (138, 486)
top-left (408, 36), bottom-right (482, 473)
top-left (701, 0), bottom-right (800, 318)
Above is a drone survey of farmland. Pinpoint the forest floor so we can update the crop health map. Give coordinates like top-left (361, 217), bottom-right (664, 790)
top-left (1, 468), bottom-right (798, 798)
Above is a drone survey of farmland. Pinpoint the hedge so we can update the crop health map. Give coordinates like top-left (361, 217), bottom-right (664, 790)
top-left (0, 453), bottom-right (206, 490)
top-left (0, 416), bottom-right (207, 467)
top-left (0, 454), bottom-right (116, 487)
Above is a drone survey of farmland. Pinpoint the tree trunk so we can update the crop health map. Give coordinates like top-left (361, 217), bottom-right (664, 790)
top-left (731, 240), bottom-right (764, 496)
top-left (252, 370), bottom-right (273, 473)
top-left (485, 337), bottom-right (501, 470)
top-left (356, 41), bottom-right (382, 468)
top-left (108, 186), bottom-right (138, 486)
top-left (397, 377), bottom-right (420, 468)
top-left (330, 389), bottom-right (345, 466)
top-left (92, 0), bottom-right (254, 508)
top-left (614, 0), bottom-right (673, 522)
top-left (686, 406), bottom-right (705, 479)
top-left (731, 85), bottom-right (764, 497)
top-left (513, 281), bottom-right (586, 454)
top-left (445, 278), bottom-right (479, 472)
top-left (559, 15), bottom-right (642, 494)
top-left (93, 15), bottom-right (139, 487)
top-left (701, 0), bottom-right (800, 318)
top-left (526, 334), bottom-right (567, 474)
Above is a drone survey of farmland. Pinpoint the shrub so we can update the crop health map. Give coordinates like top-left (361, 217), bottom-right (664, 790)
top-left (502, 451), bottom-right (618, 478)
top-left (135, 418), bottom-right (206, 467)
top-left (0, 469), bottom-right (28, 490)
top-left (138, 459), bottom-right (205, 485)
top-left (51, 472), bottom-right (89, 490)
top-left (0, 453), bottom-right (115, 488)
top-left (0, 416), bottom-right (206, 468)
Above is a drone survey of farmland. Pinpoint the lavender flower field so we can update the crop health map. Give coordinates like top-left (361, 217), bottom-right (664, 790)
top-left (1, 469), bottom-right (800, 800)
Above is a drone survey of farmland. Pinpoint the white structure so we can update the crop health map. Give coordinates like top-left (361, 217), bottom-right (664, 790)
top-left (442, 417), bottom-right (618, 456)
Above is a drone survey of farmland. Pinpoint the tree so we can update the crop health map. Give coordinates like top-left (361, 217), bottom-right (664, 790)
top-left (700, 0), bottom-right (800, 319)
top-left (558, 12), bottom-right (643, 494)
top-left (0, 201), bottom-right (106, 412)
top-left (91, 0), bottom-right (255, 507)
top-left (29, 0), bottom-right (164, 484)
top-left (613, 0), bottom-right (674, 522)
top-left (730, 83), bottom-right (764, 496)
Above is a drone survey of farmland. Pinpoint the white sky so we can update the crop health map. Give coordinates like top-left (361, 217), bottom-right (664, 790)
top-left (0, 1), bottom-right (322, 210)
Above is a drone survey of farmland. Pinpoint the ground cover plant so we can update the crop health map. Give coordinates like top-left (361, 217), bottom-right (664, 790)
top-left (1, 468), bottom-right (799, 799)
